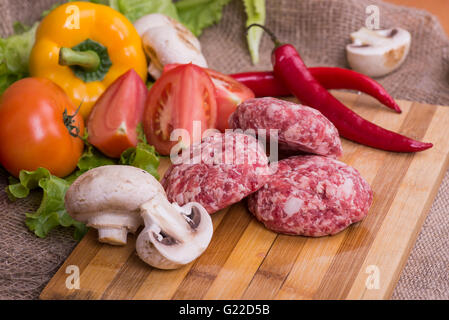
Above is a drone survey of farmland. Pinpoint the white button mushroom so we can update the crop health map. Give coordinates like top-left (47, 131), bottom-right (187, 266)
top-left (65, 165), bottom-right (214, 269)
top-left (346, 27), bottom-right (411, 77)
top-left (133, 13), bottom-right (208, 79)
top-left (65, 165), bottom-right (164, 245)
top-left (136, 196), bottom-right (213, 269)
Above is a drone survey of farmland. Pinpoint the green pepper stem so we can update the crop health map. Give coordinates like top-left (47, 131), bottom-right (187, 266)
top-left (59, 47), bottom-right (101, 72)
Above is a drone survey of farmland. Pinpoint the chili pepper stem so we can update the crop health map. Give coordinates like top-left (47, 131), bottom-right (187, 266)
top-left (59, 47), bottom-right (101, 72)
top-left (246, 23), bottom-right (282, 48)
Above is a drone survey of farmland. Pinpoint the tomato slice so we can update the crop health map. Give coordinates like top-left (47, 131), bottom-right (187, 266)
top-left (163, 64), bottom-right (255, 132)
top-left (87, 69), bottom-right (147, 158)
top-left (144, 64), bottom-right (217, 156)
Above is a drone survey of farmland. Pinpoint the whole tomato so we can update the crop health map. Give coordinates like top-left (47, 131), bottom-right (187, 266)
top-left (144, 64), bottom-right (217, 156)
top-left (0, 78), bottom-right (85, 178)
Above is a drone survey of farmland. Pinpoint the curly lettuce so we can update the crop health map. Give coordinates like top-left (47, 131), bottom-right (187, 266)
top-left (6, 142), bottom-right (160, 240)
top-left (175, 0), bottom-right (232, 36)
top-left (0, 22), bottom-right (38, 94)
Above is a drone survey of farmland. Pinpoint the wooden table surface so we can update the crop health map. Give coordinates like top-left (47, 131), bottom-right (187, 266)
top-left (385, 0), bottom-right (449, 35)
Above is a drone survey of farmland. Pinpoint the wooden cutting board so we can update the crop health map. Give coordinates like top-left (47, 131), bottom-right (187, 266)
top-left (40, 92), bottom-right (449, 300)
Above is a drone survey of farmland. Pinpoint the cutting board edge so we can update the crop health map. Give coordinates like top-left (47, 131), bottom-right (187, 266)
top-left (383, 150), bottom-right (449, 300)
top-left (38, 94), bottom-right (449, 300)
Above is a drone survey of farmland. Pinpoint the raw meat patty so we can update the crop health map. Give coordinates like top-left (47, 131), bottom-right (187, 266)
top-left (229, 97), bottom-right (342, 158)
top-left (162, 132), bottom-right (271, 214)
top-left (248, 155), bottom-right (372, 236)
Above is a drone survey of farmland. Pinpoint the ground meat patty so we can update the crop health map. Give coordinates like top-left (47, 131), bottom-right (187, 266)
top-left (229, 97), bottom-right (342, 158)
top-left (248, 155), bottom-right (372, 236)
top-left (162, 132), bottom-right (271, 214)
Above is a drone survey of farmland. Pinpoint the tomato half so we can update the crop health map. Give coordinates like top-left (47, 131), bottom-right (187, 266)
top-left (144, 64), bottom-right (217, 156)
top-left (87, 69), bottom-right (147, 158)
top-left (0, 78), bottom-right (85, 178)
top-left (204, 68), bottom-right (255, 132)
top-left (163, 64), bottom-right (255, 132)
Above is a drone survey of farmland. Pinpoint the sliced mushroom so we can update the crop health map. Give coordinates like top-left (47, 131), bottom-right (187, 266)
top-left (346, 27), bottom-right (411, 77)
top-left (65, 165), bottom-right (165, 245)
top-left (133, 13), bottom-right (207, 79)
top-left (136, 194), bottom-right (213, 269)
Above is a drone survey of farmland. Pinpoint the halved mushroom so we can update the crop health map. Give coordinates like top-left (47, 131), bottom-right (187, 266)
top-left (133, 13), bottom-right (207, 79)
top-left (346, 27), bottom-right (411, 77)
top-left (65, 165), bottom-right (165, 245)
top-left (136, 194), bottom-right (213, 269)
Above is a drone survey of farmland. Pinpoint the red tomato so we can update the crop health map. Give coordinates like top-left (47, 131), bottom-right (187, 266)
top-left (87, 69), bottom-right (147, 158)
top-left (144, 64), bottom-right (217, 155)
top-left (204, 68), bottom-right (255, 132)
top-left (0, 78), bottom-right (85, 178)
top-left (163, 64), bottom-right (255, 132)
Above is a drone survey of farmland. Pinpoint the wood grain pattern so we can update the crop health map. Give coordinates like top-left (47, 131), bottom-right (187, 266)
top-left (40, 92), bottom-right (449, 300)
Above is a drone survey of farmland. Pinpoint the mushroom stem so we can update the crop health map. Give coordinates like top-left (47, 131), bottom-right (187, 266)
top-left (136, 197), bottom-right (213, 270)
top-left (141, 194), bottom-right (191, 241)
top-left (98, 227), bottom-right (128, 245)
top-left (64, 165), bottom-right (165, 246)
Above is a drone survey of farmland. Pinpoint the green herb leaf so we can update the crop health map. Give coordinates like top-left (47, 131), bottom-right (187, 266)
top-left (243, 0), bottom-right (266, 65)
top-left (7, 168), bottom-right (87, 240)
top-left (175, 0), bottom-right (232, 36)
top-left (115, 0), bottom-right (179, 22)
top-left (6, 138), bottom-right (160, 240)
top-left (0, 22), bottom-right (38, 94)
top-left (65, 144), bottom-right (117, 184)
top-left (120, 143), bottom-right (160, 180)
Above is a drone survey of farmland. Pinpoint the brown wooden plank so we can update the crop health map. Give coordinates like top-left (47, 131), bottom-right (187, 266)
top-left (39, 229), bottom-right (102, 299)
top-left (218, 92), bottom-right (379, 299)
top-left (274, 94), bottom-right (409, 300)
top-left (131, 208), bottom-right (227, 299)
top-left (346, 105), bottom-right (449, 299)
top-left (241, 234), bottom-right (307, 299)
top-left (39, 93), bottom-right (449, 300)
top-left (314, 101), bottom-right (436, 299)
top-left (202, 220), bottom-right (277, 299)
top-left (101, 250), bottom-right (150, 300)
top-left (171, 202), bottom-right (253, 299)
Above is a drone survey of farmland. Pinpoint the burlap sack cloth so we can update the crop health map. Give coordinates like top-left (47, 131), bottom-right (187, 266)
top-left (1, 0), bottom-right (448, 300)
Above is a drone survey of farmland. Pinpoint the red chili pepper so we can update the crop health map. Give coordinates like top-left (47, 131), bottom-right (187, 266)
top-left (247, 24), bottom-right (432, 153)
top-left (230, 68), bottom-right (402, 113)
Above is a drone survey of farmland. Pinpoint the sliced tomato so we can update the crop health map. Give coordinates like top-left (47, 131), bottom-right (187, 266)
top-left (163, 64), bottom-right (255, 132)
top-left (87, 69), bottom-right (147, 158)
top-left (205, 68), bottom-right (255, 132)
top-left (144, 64), bottom-right (217, 155)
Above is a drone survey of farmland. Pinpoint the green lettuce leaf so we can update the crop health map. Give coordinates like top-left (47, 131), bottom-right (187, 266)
top-left (6, 139), bottom-right (160, 240)
top-left (6, 168), bottom-right (88, 240)
top-left (243, 0), bottom-right (266, 65)
top-left (120, 143), bottom-right (160, 180)
top-left (115, 0), bottom-right (179, 22)
top-left (64, 144), bottom-right (116, 184)
top-left (0, 22), bottom-right (38, 94)
top-left (175, 0), bottom-right (232, 36)
top-left (42, 0), bottom-right (178, 23)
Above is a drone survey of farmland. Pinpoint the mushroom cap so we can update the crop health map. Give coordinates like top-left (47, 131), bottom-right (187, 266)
top-left (142, 26), bottom-right (208, 79)
top-left (136, 198), bottom-right (213, 269)
top-left (65, 165), bottom-right (165, 244)
top-left (135, 13), bottom-right (207, 79)
top-left (346, 27), bottom-right (411, 77)
top-left (134, 13), bottom-right (202, 51)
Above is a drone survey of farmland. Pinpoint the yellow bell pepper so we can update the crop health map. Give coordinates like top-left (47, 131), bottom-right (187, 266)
top-left (29, 2), bottom-right (147, 119)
